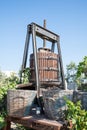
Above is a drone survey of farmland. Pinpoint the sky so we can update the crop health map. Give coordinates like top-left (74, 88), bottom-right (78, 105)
top-left (0, 0), bottom-right (87, 74)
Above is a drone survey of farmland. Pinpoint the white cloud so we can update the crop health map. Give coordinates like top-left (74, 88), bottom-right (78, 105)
top-left (2, 70), bottom-right (17, 77)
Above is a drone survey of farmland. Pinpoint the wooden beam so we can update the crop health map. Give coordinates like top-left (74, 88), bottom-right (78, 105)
top-left (6, 115), bottom-right (65, 130)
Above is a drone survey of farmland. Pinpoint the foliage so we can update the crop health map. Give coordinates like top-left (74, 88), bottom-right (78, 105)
top-left (0, 116), bottom-right (6, 129)
top-left (0, 70), bottom-right (20, 129)
top-left (0, 68), bottom-right (30, 129)
top-left (66, 57), bottom-right (87, 90)
top-left (65, 98), bottom-right (87, 130)
top-left (66, 62), bottom-right (77, 83)
top-left (76, 56), bottom-right (87, 90)
top-left (0, 72), bottom-right (19, 109)
top-left (19, 67), bottom-right (30, 84)
top-left (0, 70), bottom-right (7, 87)
top-left (77, 56), bottom-right (87, 78)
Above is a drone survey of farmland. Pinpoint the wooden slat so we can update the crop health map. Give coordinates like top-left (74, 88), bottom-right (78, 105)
top-left (6, 115), bottom-right (64, 130)
top-left (16, 83), bottom-right (35, 89)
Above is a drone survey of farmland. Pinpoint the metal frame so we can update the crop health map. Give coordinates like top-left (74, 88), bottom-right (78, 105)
top-left (21, 22), bottom-right (65, 97)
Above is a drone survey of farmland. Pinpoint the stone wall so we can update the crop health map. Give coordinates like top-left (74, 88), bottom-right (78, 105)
top-left (42, 88), bottom-right (73, 120)
top-left (73, 91), bottom-right (87, 110)
top-left (42, 89), bottom-right (87, 121)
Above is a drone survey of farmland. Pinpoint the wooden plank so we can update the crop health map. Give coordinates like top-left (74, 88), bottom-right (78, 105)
top-left (6, 115), bottom-right (64, 130)
top-left (32, 22), bottom-right (59, 42)
top-left (16, 83), bottom-right (33, 88)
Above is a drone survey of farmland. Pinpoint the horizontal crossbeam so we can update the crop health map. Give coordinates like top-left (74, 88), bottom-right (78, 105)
top-left (29, 23), bottom-right (59, 42)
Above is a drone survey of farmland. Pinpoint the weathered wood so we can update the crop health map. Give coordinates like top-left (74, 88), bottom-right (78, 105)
top-left (16, 83), bottom-right (36, 90)
top-left (16, 83), bottom-right (33, 87)
top-left (6, 115), bottom-right (64, 130)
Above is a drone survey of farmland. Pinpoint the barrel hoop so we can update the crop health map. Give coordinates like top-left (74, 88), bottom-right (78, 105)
top-left (30, 67), bottom-right (59, 71)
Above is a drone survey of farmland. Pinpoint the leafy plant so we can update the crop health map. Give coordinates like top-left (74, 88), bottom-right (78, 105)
top-left (66, 62), bottom-right (77, 83)
top-left (0, 116), bottom-right (6, 129)
top-left (0, 69), bottom-right (31, 129)
top-left (65, 57), bottom-right (87, 90)
top-left (77, 56), bottom-right (87, 78)
top-left (0, 70), bottom-right (20, 129)
top-left (76, 56), bottom-right (87, 90)
top-left (65, 98), bottom-right (87, 130)
top-left (19, 67), bottom-right (30, 83)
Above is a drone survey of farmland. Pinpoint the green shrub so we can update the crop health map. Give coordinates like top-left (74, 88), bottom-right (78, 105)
top-left (0, 116), bottom-right (6, 129)
top-left (0, 71), bottom-right (20, 129)
top-left (65, 98), bottom-right (87, 130)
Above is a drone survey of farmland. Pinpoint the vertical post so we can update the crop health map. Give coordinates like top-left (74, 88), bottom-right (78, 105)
top-left (22, 25), bottom-right (31, 70)
top-left (51, 42), bottom-right (55, 52)
top-left (57, 37), bottom-right (65, 89)
top-left (20, 25), bottom-right (31, 83)
top-left (32, 24), bottom-right (40, 98)
top-left (43, 19), bottom-right (46, 47)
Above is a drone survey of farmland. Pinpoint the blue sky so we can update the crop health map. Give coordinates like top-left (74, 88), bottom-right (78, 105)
top-left (0, 0), bottom-right (87, 73)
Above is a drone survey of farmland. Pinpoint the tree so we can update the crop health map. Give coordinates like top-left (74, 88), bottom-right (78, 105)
top-left (0, 70), bottom-right (7, 87)
top-left (65, 56), bottom-right (87, 90)
top-left (19, 67), bottom-right (30, 84)
top-left (76, 56), bottom-right (87, 90)
top-left (66, 62), bottom-right (77, 83)
top-left (77, 56), bottom-right (87, 78)
top-left (0, 70), bottom-right (20, 129)
top-left (0, 69), bottom-right (30, 129)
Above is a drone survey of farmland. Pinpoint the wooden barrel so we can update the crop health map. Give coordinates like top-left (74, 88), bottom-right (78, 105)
top-left (30, 48), bottom-right (59, 86)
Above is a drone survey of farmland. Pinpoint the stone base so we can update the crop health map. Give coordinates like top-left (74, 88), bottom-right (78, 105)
top-left (73, 91), bottom-right (87, 110)
top-left (42, 88), bottom-right (73, 120)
